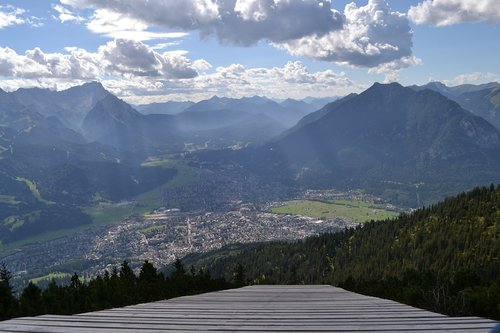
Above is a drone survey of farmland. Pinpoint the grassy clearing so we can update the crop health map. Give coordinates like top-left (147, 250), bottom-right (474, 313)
top-left (83, 202), bottom-right (139, 226)
top-left (15, 177), bottom-right (55, 205)
top-left (271, 200), bottom-right (399, 223)
top-left (139, 224), bottom-right (166, 235)
top-left (85, 157), bottom-right (199, 225)
top-left (136, 157), bottom-right (199, 205)
top-left (0, 194), bottom-right (21, 205)
top-left (30, 272), bottom-right (71, 284)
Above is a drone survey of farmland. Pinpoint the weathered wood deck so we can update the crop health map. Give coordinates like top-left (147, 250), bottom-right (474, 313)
top-left (0, 285), bottom-right (497, 332)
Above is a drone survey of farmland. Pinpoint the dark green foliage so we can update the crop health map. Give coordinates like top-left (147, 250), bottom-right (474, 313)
top-left (186, 185), bottom-right (500, 319)
top-left (5, 206), bottom-right (92, 243)
top-left (19, 282), bottom-right (43, 316)
top-left (0, 141), bottom-right (176, 243)
top-left (0, 260), bottom-right (233, 321)
top-left (232, 263), bottom-right (245, 286)
top-left (0, 263), bottom-right (17, 320)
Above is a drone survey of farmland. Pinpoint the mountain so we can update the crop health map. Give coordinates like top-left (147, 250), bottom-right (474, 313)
top-left (280, 98), bottom-right (317, 114)
top-left (0, 89), bottom-right (44, 131)
top-left (0, 91), bottom-right (177, 244)
top-left (83, 95), bottom-right (292, 151)
top-left (82, 94), bottom-right (143, 144)
top-left (11, 82), bottom-right (110, 129)
top-left (135, 101), bottom-right (195, 115)
top-left (231, 83), bottom-right (500, 206)
top-left (454, 86), bottom-right (500, 129)
top-left (184, 185), bottom-right (500, 319)
top-left (409, 82), bottom-right (500, 129)
top-left (302, 96), bottom-right (340, 109)
top-left (276, 93), bottom-right (358, 140)
top-left (185, 95), bottom-right (312, 128)
top-left (409, 81), bottom-right (499, 99)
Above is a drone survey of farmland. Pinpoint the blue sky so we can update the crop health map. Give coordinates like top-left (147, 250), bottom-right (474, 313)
top-left (0, 0), bottom-right (498, 103)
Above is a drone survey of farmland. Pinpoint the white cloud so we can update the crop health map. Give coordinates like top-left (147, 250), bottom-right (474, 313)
top-left (86, 8), bottom-right (188, 42)
top-left (443, 72), bottom-right (500, 86)
top-left (59, 0), bottom-right (419, 71)
top-left (53, 4), bottom-right (84, 23)
top-left (280, 0), bottom-right (413, 69)
top-left (368, 56), bottom-right (422, 82)
top-left (61, 0), bottom-right (343, 46)
top-left (192, 59), bottom-right (212, 73)
top-left (0, 5), bottom-right (25, 28)
top-left (0, 39), bottom-right (201, 81)
top-left (151, 42), bottom-right (182, 50)
top-left (0, 57), bottom-right (362, 104)
top-left (409, 0), bottom-right (500, 26)
top-left (119, 61), bottom-right (361, 104)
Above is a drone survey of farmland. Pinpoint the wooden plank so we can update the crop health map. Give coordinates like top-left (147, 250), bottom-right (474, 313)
top-left (0, 285), bottom-right (497, 332)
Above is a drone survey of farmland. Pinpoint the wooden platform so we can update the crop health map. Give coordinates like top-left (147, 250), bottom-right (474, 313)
top-left (0, 285), bottom-right (497, 332)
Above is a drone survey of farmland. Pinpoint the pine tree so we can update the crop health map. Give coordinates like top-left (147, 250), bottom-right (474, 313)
top-left (0, 263), bottom-right (17, 320)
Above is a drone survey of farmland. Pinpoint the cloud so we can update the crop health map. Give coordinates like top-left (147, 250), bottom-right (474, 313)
top-left (0, 5), bottom-right (33, 29)
top-left (279, 0), bottom-right (413, 69)
top-left (0, 56), bottom-right (362, 104)
top-left (0, 39), bottom-right (201, 81)
top-left (100, 39), bottom-right (198, 78)
top-left (368, 56), bottom-right (422, 82)
top-left (408, 0), bottom-right (500, 26)
top-left (119, 61), bottom-right (361, 104)
top-left (86, 8), bottom-right (189, 42)
top-left (60, 0), bottom-right (418, 71)
top-left (61, 0), bottom-right (343, 46)
top-left (53, 4), bottom-right (84, 23)
top-left (192, 59), bottom-right (212, 73)
top-left (443, 72), bottom-right (500, 86)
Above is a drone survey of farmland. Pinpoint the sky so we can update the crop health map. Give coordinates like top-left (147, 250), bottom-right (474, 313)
top-left (0, 0), bottom-right (499, 104)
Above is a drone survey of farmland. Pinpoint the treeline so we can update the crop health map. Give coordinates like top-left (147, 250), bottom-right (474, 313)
top-left (185, 185), bottom-right (500, 320)
top-left (0, 259), bottom-right (233, 321)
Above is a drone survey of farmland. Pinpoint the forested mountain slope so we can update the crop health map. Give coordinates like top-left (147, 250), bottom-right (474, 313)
top-left (185, 185), bottom-right (500, 319)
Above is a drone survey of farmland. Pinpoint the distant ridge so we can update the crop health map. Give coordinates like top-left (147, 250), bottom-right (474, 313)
top-left (409, 81), bottom-right (500, 129)
top-left (229, 82), bottom-right (500, 206)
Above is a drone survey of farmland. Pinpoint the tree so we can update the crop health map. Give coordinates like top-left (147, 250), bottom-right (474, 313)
top-left (232, 263), bottom-right (245, 286)
top-left (139, 260), bottom-right (158, 283)
top-left (0, 263), bottom-right (17, 320)
top-left (19, 282), bottom-right (43, 316)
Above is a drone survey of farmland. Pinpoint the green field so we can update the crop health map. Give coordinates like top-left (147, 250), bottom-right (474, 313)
top-left (271, 200), bottom-right (399, 223)
top-left (30, 272), bottom-right (71, 284)
top-left (83, 158), bottom-right (199, 225)
top-left (16, 177), bottom-right (55, 204)
top-left (0, 194), bottom-right (21, 205)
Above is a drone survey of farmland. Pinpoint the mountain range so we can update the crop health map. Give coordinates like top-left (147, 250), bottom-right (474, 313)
top-left (1, 80), bottom-right (500, 243)
top-left (216, 82), bottom-right (500, 206)
top-left (410, 81), bottom-right (500, 129)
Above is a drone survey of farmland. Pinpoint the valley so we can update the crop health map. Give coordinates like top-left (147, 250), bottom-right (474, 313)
top-left (0, 80), bottom-right (499, 292)
top-left (1, 149), bottom-right (398, 287)
top-left (3, 187), bottom-right (372, 289)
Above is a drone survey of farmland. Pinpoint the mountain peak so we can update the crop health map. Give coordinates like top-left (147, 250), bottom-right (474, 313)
top-left (95, 94), bottom-right (140, 115)
top-left (363, 82), bottom-right (407, 97)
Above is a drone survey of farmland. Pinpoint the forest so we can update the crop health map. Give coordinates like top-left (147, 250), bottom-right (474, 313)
top-left (0, 259), bottom-right (234, 321)
top-left (185, 185), bottom-right (500, 320)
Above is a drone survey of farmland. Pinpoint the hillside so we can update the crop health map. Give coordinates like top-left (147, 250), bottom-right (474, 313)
top-left (228, 82), bottom-right (500, 206)
top-left (11, 82), bottom-right (109, 129)
top-left (410, 81), bottom-right (500, 129)
top-left (184, 185), bottom-right (500, 319)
